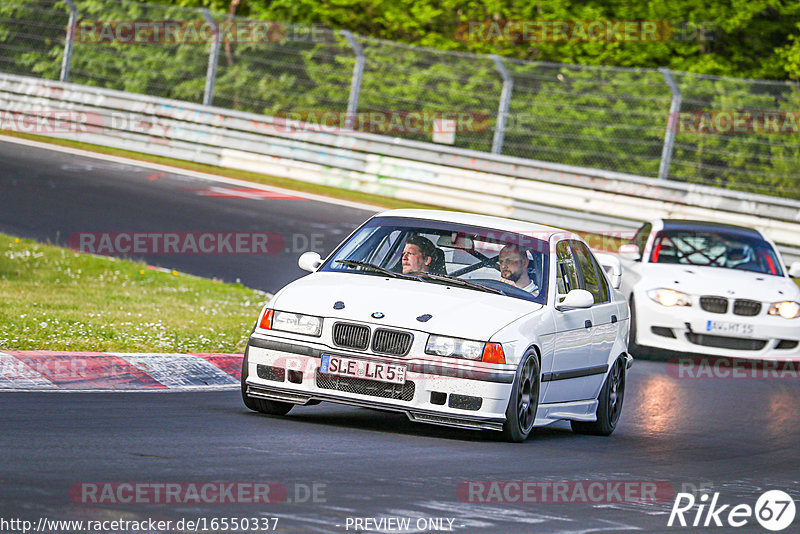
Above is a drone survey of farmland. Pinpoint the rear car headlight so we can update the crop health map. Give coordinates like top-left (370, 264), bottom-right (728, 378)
top-left (425, 335), bottom-right (484, 360)
top-left (647, 288), bottom-right (692, 307)
top-left (768, 301), bottom-right (800, 319)
top-left (260, 309), bottom-right (323, 336)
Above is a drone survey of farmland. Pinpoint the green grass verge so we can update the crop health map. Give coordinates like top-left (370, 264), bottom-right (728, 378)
top-left (0, 234), bottom-right (266, 352)
top-left (0, 130), bottom-right (440, 211)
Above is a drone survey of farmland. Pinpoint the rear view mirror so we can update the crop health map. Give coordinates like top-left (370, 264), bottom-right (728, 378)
top-left (595, 252), bottom-right (622, 289)
top-left (298, 251), bottom-right (322, 272)
top-left (437, 233), bottom-right (474, 251)
top-left (618, 243), bottom-right (641, 261)
top-left (789, 261), bottom-right (800, 278)
top-left (556, 289), bottom-right (594, 310)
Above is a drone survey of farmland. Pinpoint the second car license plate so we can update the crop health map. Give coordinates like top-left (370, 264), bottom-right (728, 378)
top-left (705, 320), bottom-right (755, 336)
top-left (320, 355), bottom-right (406, 385)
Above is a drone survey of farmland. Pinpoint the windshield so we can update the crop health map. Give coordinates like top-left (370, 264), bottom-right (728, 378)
top-left (649, 229), bottom-right (784, 276)
top-left (320, 216), bottom-right (550, 303)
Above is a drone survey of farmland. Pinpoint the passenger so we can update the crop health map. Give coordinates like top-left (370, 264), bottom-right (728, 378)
top-left (402, 235), bottom-right (436, 274)
top-left (498, 244), bottom-right (538, 294)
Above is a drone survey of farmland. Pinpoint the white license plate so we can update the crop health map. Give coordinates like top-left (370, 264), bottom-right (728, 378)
top-left (320, 355), bottom-right (406, 385)
top-left (705, 320), bottom-right (755, 336)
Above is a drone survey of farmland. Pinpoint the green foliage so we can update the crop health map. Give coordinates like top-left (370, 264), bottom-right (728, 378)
top-left (2, 0), bottom-right (799, 198)
top-left (0, 0), bottom-right (69, 78)
top-left (258, 0), bottom-right (800, 81)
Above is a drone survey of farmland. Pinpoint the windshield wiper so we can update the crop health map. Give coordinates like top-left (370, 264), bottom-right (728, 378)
top-left (335, 259), bottom-right (419, 280)
top-left (410, 271), bottom-right (503, 295)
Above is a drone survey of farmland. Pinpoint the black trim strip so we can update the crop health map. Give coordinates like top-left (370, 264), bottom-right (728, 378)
top-left (245, 382), bottom-right (505, 430)
top-left (407, 363), bottom-right (514, 384)
top-left (542, 364), bottom-right (608, 383)
top-left (248, 337), bottom-right (322, 358)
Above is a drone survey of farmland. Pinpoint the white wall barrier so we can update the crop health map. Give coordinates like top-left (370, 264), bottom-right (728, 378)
top-left (1, 72), bottom-right (799, 263)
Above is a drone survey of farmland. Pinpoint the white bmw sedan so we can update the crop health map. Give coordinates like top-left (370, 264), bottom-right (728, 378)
top-left (619, 219), bottom-right (800, 360)
top-left (242, 209), bottom-right (631, 442)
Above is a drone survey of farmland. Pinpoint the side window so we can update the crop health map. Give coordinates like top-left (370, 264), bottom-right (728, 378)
top-left (366, 230), bottom-right (403, 268)
top-left (570, 240), bottom-right (609, 304)
top-left (590, 255), bottom-right (610, 302)
top-left (555, 240), bottom-right (581, 297)
top-left (632, 223), bottom-right (652, 256)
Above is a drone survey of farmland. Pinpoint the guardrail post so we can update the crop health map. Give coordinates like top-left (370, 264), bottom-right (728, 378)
top-left (60, 0), bottom-right (78, 82)
top-left (341, 30), bottom-right (365, 130)
top-left (201, 8), bottom-right (221, 106)
top-left (491, 55), bottom-right (513, 154)
top-left (658, 67), bottom-right (682, 181)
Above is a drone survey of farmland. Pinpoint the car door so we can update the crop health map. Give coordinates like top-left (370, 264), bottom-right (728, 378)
top-left (542, 240), bottom-right (595, 404)
top-left (571, 240), bottom-right (617, 397)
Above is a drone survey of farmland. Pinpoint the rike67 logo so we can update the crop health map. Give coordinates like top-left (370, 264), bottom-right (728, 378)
top-left (668, 490), bottom-right (796, 531)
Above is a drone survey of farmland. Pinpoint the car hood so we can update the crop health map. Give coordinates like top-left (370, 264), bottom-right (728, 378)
top-left (270, 272), bottom-right (543, 340)
top-left (642, 263), bottom-right (800, 302)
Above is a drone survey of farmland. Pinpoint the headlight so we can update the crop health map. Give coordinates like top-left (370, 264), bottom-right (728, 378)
top-left (270, 310), bottom-right (323, 336)
top-left (647, 288), bottom-right (692, 307)
top-left (425, 335), bottom-right (484, 360)
top-left (768, 301), bottom-right (800, 319)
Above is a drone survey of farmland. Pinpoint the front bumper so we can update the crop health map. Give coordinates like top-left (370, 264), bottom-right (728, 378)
top-left (245, 334), bottom-right (516, 431)
top-left (633, 292), bottom-right (800, 359)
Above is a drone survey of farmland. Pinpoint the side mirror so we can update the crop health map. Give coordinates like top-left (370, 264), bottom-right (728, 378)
top-left (298, 251), bottom-right (322, 272)
top-left (618, 243), bottom-right (641, 261)
top-left (789, 261), bottom-right (800, 278)
top-left (594, 252), bottom-right (622, 290)
top-left (556, 289), bottom-right (594, 310)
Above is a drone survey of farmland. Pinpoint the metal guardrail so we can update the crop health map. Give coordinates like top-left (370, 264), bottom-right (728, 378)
top-left (1, 72), bottom-right (799, 264)
top-left (4, 0), bottom-right (800, 198)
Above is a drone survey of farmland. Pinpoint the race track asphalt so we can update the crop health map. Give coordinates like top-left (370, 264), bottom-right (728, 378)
top-left (0, 140), bottom-right (373, 292)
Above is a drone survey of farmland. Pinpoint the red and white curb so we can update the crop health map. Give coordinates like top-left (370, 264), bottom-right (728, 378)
top-left (0, 351), bottom-right (242, 391)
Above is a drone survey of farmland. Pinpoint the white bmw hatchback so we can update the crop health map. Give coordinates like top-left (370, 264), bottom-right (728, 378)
top-left (619, 219), bottom-right (800, 360)
top-left (242, 209), bottom-right (631, 442)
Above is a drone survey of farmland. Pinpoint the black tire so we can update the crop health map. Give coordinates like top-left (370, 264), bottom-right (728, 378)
top-left (627, 297), bottom-right (647, 358)
top-left (501, 350), bottom-right (540, 443)
top-left (241, 346), bottom-right (294, 416)
top-left (571, 357), bottom-right (625, 436)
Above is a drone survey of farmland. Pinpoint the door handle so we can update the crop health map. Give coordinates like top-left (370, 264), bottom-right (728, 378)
top-left (584, 320), bottom-right (592, 329)
top-left (611, 315), bottom-right (618, 323)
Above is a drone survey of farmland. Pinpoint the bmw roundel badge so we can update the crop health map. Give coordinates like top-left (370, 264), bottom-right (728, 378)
top-left (371, 312), bottom-right (385, 319)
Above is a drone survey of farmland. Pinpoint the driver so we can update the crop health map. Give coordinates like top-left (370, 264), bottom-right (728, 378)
top-left (402, 235), bottom-right (436, 274)
top-left (498, 244), bottom-right (538, 294)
